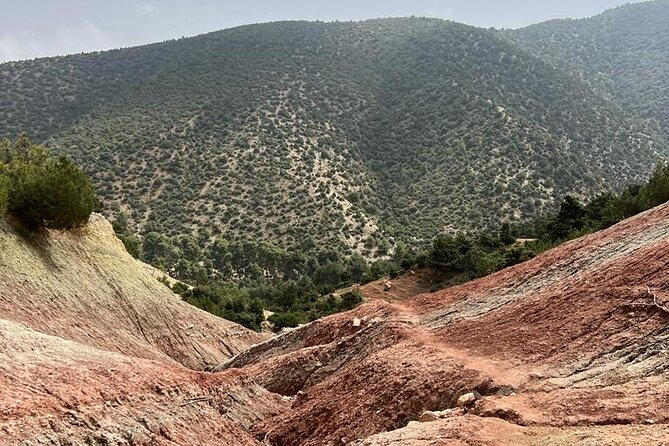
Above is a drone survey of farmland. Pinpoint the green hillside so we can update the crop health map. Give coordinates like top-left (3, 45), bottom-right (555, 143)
top-left (507, 0), bottom-right (669, 137)
top-left (0, 16), bottom-right (666, 253)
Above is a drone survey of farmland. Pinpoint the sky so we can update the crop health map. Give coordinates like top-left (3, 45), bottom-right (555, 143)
top-left (0, 0), bottom-right (640, 63)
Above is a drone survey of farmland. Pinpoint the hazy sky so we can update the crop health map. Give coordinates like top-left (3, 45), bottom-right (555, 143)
top-left (0, 0), bottom-right (640, 63)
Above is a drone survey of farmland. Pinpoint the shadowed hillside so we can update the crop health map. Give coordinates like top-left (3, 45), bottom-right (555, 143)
top-left (507, 0), bottom-right (669, 137)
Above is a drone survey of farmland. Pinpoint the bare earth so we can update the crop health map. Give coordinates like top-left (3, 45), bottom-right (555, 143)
top-left (3, 203), bottom-right (669, 444)
top-left (226, 202), bottom-right (669, 445)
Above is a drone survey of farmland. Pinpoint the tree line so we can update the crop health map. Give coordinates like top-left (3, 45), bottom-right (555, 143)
top-left (113, 161), bottom-right (669, 331)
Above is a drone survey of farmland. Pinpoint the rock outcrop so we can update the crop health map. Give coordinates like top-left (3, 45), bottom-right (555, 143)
top-left (0, 214), bottom-right (268, 369)
top-left (222, 203), bottom-right (669, 445)
top-left (0, 214), bottom-right (282, 445)
top-left (4, 202), bottom-right (669, 444)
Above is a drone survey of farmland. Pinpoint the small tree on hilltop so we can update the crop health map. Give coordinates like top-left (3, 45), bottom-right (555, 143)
top-left (5, 143), bottom-right (96, 229)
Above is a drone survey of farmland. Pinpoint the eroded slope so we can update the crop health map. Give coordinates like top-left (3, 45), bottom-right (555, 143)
top-left (0, 318), bottom-right (286, 445)
top-left (0, 214), bottom-right (268, 369)
top-left (3, 203), bottom-right (669, 445)
top-left (224, 203), bottom-right (669, 445)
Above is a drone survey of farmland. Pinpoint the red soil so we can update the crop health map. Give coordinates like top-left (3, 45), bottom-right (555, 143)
top-left (230, 203), bottom-right (669, 445)
top-left (4, 204), bottom-right (669, 444)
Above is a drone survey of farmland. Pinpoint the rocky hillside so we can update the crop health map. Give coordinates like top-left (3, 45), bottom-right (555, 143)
top-left (1, 15), bottom-right (666, 251)
top-left (0, 214), bottom-right (268, 369)
top-left (221, 201), bottom-right (669, 445)
top-left (3, 199), bottom-right (669, 444)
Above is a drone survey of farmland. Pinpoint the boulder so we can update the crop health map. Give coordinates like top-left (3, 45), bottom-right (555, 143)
top-left (456, 392), bottom-right (479, 407)
top-left (419, 411), bottom-right (439, 422)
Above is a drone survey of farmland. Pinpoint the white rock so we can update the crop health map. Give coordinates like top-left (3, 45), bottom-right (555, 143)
top-left (456, 392), bottom-right (478, 407)
top-left (435, 409), bottom-right (456, 418)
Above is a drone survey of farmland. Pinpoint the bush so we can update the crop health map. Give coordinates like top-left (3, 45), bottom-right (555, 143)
top-left (0, 174), bottom-right (7, 214)
top-left (5, 144), bottom-right (95, 229)
top-left (268, 312), bottom-right (302, 329)
top-left (339, 289), bottom-right (363, 310)
top-left (118, 233), bottom-right (142, 258)
top-left (184, 284), bottom-right (265, 330)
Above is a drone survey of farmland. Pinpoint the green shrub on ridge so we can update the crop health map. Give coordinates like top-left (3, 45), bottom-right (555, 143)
top-left (1, 136), bottom-right (96, 230)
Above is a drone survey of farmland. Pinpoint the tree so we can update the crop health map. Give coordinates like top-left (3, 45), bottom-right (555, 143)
top-left (142, 232), bottom-right (181, 267)
top-left (498, 222), bottom-right (515, 245)
top-left (119, 234), bottom-right (142, 259)
top-left (339, 289), bottom-right (363, 310)
top-left (268, 312), bottom-right (301, 329)
top-left (6, 149), bottom-right (96, 229)
top-left (642, 163), bottom-right (669, 209)
top-left (112, 212), bottom-right (142, 258)
top-left (345, 252), bottom-right (369, 283)
top-left (548, 195), bottom-right (586, 240)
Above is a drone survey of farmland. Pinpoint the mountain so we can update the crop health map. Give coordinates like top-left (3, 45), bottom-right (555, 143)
top-left (5, 199), bottom-right (669, 444)
top-left (0, 213), bottom-right (267, 369)
top-left (507, 0), bottom-right (669, 137)
top-left (0, 16), bottom-right (666, 253)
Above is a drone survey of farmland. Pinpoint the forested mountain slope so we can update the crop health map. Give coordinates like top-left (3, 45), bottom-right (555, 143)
top-left (0, 17), bottom-right (665, 251)
top-left (507, 0), bottom-right (669, 137)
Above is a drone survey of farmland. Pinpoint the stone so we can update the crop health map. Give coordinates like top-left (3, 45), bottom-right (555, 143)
top-left (456, 392), bottom-right (478, 407)
top-left (352, 318), bottom-right (361, 327)
top-left (435, 408), bottom-right (457, 418)
top-left (419, 411), bottom-right (439, 422)
top-left (495, 386), bottom-right (516, 397)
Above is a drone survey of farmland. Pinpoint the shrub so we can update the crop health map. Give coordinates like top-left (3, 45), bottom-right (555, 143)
top-left (268, 312), bottom-right (302, 329)
top-left (5, 145), bottom-right (96, 229)
top-left (119, 234), bottom-right (142, 258)
top-left (0, 174), bottom-right (7, 214)
top-left (338, 289), bottom-right (363, 310)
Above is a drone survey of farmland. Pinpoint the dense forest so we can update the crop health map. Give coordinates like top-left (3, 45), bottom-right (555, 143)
top-left (1, 11), bottom-right (667, 254)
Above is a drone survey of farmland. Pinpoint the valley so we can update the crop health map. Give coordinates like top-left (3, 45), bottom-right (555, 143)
top-left (1, 1), bottom-right (669, 445)
top-left (2, 191), bottom-right (669, 445)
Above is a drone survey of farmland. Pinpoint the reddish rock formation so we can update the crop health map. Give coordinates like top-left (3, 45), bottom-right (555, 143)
top-left (0, 214), bottom-right (268, 369)
top-left (0, 318), bottom-right (286, 445)
top-left (0, 214), bottom-right (279, 445)
top-left (228, 203), bottom-right (669, 445)
top-left (4, 203), bottom-right (669, 444)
